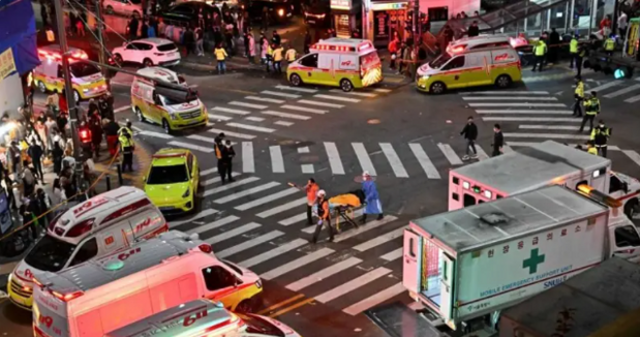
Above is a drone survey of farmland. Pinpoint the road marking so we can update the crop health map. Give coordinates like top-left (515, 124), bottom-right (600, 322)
top-left (623, 150), bottom-right (640, 167)
top-left (502, 145), bottom-right (514, 153)
top-left (460, 90), bottom-right (549, 95)
top-left (229, 101), bottom-right (268, 109)
top-left (217, 230), bottom-right (285, 259)
top-left (343, 283), bottom-right (406, 316)
top-left (211, 106), bottom-right (252, 115)
top-left (275, 120), bottom-right (294, 126)
top-left (281, 104), bottom-right (328, 114)
top-left (239, 238), bottom-right (307, 268)
top-left (298, 99), bottom-right (345, 108)
top-left (214, 181), bottom-right (281, 204)
top-left (507, 141), bottom-right (620, 151)
top-left (268, 298), bottom-right (315, 318)
top-left (462, 96), bottom-right (558, 101)
top-left (270, 145), bottom-right (285, 173)
top-left (603, 83), bottom-right (640, 98)
top-left (187, 215), bottom-right (240, 235)
top-left (208, 128), bottom-right (256, 140)
top-left (245, 116), bottom-right (266, 122)
top-left (353, 227), bottom-right (404, 252)
top-left (114, 105), bottom-right (132, 113)
top-left (227, 122), bottom-right (275, 133)
top-left (257, 197), bottom-right (307, 218)
top-left (324, 142), bottom-right (345, 175)
top-left (257, 294), bottom-right (306, 316)
top-left (301, 164), bottom-right (314, 174)
top-left (352, 143), bottom-right (376, 176)
top-left (468, 102), bottom-right (566, 107)
top-left (588, 80), bottom-right (622, 92)
top-left (202, 172), bottom-right (240, 186)
top-left (624, 94), bottom-right (640, 103)
top-left (235, 188), bottom-right (299, 211)
top-left (475, 110), bottom-right (572, 114)
top-left (262, 90), bottom-right (301, 98)
top-left (481, 117), bottom-right (581, 122)
top-left (373, 88), bottom-right (392, 93)
top-left (204, 176), bottom-right (261, 197)
top-left (275, 85), bottom-right (318, 93)
top-left (301, 208), bottom-right (365, 234)
top-left (245, 96), bottom-right (285, 104)
top-left (201, 167), bottom-right (218, 176)
top-left (315, 267), bottom-right (392, 303)
top-left (170, 209), bottom-right (218, 228)
top-left (138, 131), bottom-right (174, 139)
top-left (262, 248), bottom-right (334, 280)
top-left (208, 113), bottom-right (233, 121)
top-left (519, 125), bottom-right (580, 130)
top-left (475, 145), bottom-right (489, 160)
top-left (334, 216), bottom-right (397, 242)
top-left (262, 110), bottom-right (311, 120)
top-left (298, 146), bottom-right (310, 153)
top-left (437, 143), bottom-right (463, 165)
top-left (381, 247), bottom-right (403, 261)
top-left (207, 222), bottom-right (261, 244)
top-left (286, 257), bottom-right (362, 291)
top-left (329, 89), bottom-right (377, 97)
top-left (279, 213), bottom-right (308, 226)
top-left (314, 94), bottom-right (360, 103)
top-left (186, 134), bottom-right (216, 144)
top-left (168, 141), bottom-right (213, 153)
top-left (408, 143), bottom-right (439, 179)
top-left (379, 143), bottom-right (409, 178)
top-left (503, 132), bottom-right (590, 140)
top-left (242, 142), bottom-right (255, 173)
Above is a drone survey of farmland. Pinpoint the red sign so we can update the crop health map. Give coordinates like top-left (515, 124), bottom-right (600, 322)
top-left (183, 309), bottom-right (208, 327)
top-left (118, 247), bottom-right (141, 261)
top-left (104, 236), bottom-right (115, 245)
top-left (73, 198), bottom-right (108, 217)
top-left (341, 60), bottom-right (352, 67)
top-left (24, 269), bottom-right (33, 280)
top-left (39, 315), bottom-right (53, 328)
top-left (494, 53), bottom-right (510, 61)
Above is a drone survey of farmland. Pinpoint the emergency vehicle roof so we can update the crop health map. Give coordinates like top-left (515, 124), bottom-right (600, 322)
top-left (502, 258), bottom-right (640, 337)
top-left (105, 300), bottom-right (233, 337)
top-left (136, 66), bottom-right (179, 83)
top-left (310, 38), bottom-right (375, 53)
top-left (452, 141), bottom-right (611, 195)
top-left (36, 231), bottom-right (206, 294)
top-left (57, 186), bottom-right (146, 224)
top-left (411, 185), bottom-right (607, 253)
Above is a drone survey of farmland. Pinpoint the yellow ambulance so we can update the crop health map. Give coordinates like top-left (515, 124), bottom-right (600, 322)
top-left (33, 45), bottom-right (108, 103)
top-left (416, 46), bottom-right (522, 94)
top-left (131, 67), bottom-right (208, 134)
top-left (287, 38), bottom-right (383, 92)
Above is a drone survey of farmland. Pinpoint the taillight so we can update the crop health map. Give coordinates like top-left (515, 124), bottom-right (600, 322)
top-left (51, 290), bottom-right (83, 302)
top-left (154, 52), bottom-right (165, 56)
top-left (48, 213), bottom-right (63, 231)
top-left (65, 219), bottom-right (95, 238)
top-left (360, 65), bottom-right (365, 77)
top-left (199, 244), bottom-right (213, 254)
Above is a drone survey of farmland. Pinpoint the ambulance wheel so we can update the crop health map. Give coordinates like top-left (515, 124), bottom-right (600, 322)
top-left (495, 75), bottom-right (512, 88)
top-left (340, 79), bottom-right (353, 92)
top-left (625, 199), bottom-right (639, 219)
top-left (143, 58), bottom-right (154, 68)
top-left (37, 80), bottom-right (47, 93)
top-left (106, 5), bottom-right (114, 14)
top-left (236, 297), bottom-right (260, 313)
top-left (135, 107), bottom-right (146, 123)
top-left (162, 119), bottom-right (173, 134)
top-left (290, 73), bottom-right (302, 86)
top-left (429, 81), bottom-right (446, 94)
top-left (73, 90), bottom-right (80, 103)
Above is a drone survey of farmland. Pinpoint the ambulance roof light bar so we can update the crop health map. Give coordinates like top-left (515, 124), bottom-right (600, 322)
top-left (38, 48), bottom-right (89, 61)
top-left (577, 184), bottom-right (623, 208)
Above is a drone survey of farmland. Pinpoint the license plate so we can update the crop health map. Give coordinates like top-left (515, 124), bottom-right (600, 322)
top-left (188, 119), bottom-right (202, 125)
top-left (308, 19), bottom-right (316, 24)
top-left (159, 207), bottom-right (174, 211)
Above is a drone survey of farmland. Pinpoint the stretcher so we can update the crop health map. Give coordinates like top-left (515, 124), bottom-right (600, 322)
top-left (327, 189), bottom-right (365, 232)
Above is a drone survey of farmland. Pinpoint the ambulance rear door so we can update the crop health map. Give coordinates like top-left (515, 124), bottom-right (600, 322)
top-left (33, 287), bottom-right (70, 337)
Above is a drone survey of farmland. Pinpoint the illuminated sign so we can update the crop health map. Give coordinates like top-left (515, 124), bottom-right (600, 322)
top-left (331, 0), bottom-right (351, 10)
top-left (371, 2), bottom-right (407, 10)
top-left (0, 48), bottom-right (17, 80)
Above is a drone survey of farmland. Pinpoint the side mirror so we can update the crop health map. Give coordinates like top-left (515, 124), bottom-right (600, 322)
top-left (623, 182), bottom-right (630, 194)
top-left (122, 42), bottom-right (127, 47)
top-left (189, 233), bottom-right (200, 241)
top-left (235, 278), bottom-right (242, 287)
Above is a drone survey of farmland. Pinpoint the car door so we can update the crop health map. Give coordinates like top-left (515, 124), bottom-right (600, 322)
top-left (464, 52), bottom-right (492, 87)
top-left (439, 55), bottom-right (466, 89)
top-left (67, 238), bottom-right (99, 267)
top-left (187, 153), bottom-right (199, 192)
top-left (124, 42), bottom-right (143, 63)
top-left (298, 53), bottom-right (320, 84)
top-left (200, 265), bottom-right (243, 310)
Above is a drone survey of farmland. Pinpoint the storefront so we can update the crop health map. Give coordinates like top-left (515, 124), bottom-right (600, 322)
top-left (330, 0), bottom-right (362, 38)
top-left (368, 1), bottom-right (409, 46)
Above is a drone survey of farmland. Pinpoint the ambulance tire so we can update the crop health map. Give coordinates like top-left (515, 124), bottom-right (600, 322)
top-left (37, 80), bottom-right (47, 93)
top-left (495, 75), bottom-right (512, 88)
top-left (162, 119), bottom-right (173, 135)
top-left (135, 107), bottom-right (146, 123)
top-left (429, 81), bottom-right (446, 94)
top-left (625, 199), bottom-right (639, 220)
top-left (236, 297), bottom-right (260, 313)
top-left (340, 79), bottom-right (353, 92)
top-left (73, 90), bottom-right (80, 104)
top-left (290, 73), bottom-right (302, 86)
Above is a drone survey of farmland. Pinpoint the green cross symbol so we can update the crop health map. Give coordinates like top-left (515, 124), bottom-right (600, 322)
top-left (522, 248), bottom-right (545, 274)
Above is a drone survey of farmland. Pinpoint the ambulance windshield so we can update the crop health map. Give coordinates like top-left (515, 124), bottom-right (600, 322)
top-left (25, 235), bottom-right (76, 272)
top-left (237, 314), bottom-right (285, 337)
top-left (429, 52), bottom-right (452, 69)
top-left (69, 62), bottom-right (101, 78)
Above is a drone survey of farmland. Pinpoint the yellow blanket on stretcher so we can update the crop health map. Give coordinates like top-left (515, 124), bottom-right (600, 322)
top-left (329, 194), bottom-right (361, 208)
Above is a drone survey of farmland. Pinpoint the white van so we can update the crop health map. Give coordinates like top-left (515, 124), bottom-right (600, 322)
top-left (32, 231), bottom-right (263, 337)
top-left (8, 187), bottom-right (167, 310)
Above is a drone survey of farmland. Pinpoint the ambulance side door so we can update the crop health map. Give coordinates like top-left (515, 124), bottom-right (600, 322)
top-left (200, 265), bottom-right (243, 310)
top-left (318, 53), bottom-right (339, 85)
top-left (465, 52), bottom-right (492, 86)
top-left (439, 56), bottom-right (466, 89)
top-left (298, 53), bottom-right (320, 84)
top-left (95, 222), bottom-right (131, 256)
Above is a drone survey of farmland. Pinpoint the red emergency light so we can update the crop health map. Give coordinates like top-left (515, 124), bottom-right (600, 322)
top-left (79, 128), bottom-right (92, 144)
top-left (38, 49), bottom-right (89, 61)
top-left (51, 290), bottom-right (84, 302)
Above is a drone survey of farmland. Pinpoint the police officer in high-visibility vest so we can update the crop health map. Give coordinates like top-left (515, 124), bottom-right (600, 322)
top-left (118, 128), bottom-right (135, 172)
top-left (579, 91), bottom-right (600, 133)
top-left (591, 120), bottom-right (611, 157)
top-left (213, 132), bottom-right (227, 183)
top-left (604, 34), bottom-right (616, 57)
top-left (266, 44), bottom-right (274, 73)
top-left (586, 140), bottom-right (598, 155)
top-left (118, 120), bottom-right (133, 137)
top-left (532, 39), bottom-right (547, 72)
top-left (569, 35), bottom-right (579, 68)
top-left (573, 76), bottom-right (584, 117)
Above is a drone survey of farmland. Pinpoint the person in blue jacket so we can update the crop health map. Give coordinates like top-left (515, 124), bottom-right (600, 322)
top-left (361, 171), bottom-right (383, 224)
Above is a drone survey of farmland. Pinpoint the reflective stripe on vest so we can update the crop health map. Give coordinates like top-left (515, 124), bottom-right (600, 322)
top-left (604, 39), bottom-right (615, 51)
top-left (570, 39), bottom-right (578, 53)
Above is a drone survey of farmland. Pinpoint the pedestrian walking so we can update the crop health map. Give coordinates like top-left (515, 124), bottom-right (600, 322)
top-left (305, 178), bottom-right (319, 225)
top-left (618, 11), bottom-right (628, 38)
top-left (361, 171), bottom-right (383, 224)
top-left (27, 136), bottom-right (44, 182)
top-left (118, 128), bottom-right (134, 172)
top-left (20, 203), bottom-right (38, 241)
top-left (273, 44), bottom-right (284, 74)
top-left (52, 135), bottom-right (64, 175)
top-left (548, 28), bottom-right (560, 64)
top-left (128, 15), bottom-right (139, 40)
top-left (388, 36), bottom-right (399, 69)
top-left (260, 35), bottom-right (269, 64)
top-left (51, 178), bottom-right (67, 208)
top-left (460, 116), bottom-right (478, 160)
top-left (265, 43), bottom-right (273, 73)
top-left (491, 124), bottom-right (504, 157)
top-left (531, 39), bottom-right (547, 71)
top-left (8, 141), bottom-right (22, 178)
top-left (22, 166), bottom-right (36, 198)
top-left (247, 33), bottom-right (256, 63)
top-left (214, 133), bottom-right (227, 183)
top-left (35, 188), bottom-right (51, 227)
top-left (222, 140), bottom-right (235, 182)
top-left (103, 118), bottom-right (120, 156)
top-left (590, 120), bottom-right (611, 157)
top-left (214, 44), bottom-right (228, 74)
top-left (573, 77), bottom-right (584, 117)
top-left (311, 190), bottom-right (335, 244)
top-left (195, 27), bottom-right (205, 56)
top-left (579, 91), bottom-right (600, 133)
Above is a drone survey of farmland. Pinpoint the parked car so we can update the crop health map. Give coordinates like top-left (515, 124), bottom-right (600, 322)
top-left (244, 0), bottom-right (294, 24)
top-left (103, 0), bottom-right (142, 17)
top-left (157, 1), bottom-right (219, 26)
top-left (112, 38), bottom-right (181, 67)
top-left (302, 0), bottom-right (330, 27)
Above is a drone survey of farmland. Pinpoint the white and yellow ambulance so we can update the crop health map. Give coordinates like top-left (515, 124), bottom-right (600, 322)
top-left (287, 38), bottom-right (383, 92)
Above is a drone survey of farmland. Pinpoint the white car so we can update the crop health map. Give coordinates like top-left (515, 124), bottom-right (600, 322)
top-left (103, 0), bottom-right (142, 17)
top-left (112, 38), bottom-right (181, 68)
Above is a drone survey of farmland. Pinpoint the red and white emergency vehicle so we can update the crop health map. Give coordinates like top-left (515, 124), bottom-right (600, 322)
top-left (104, 299), bottom-right (301, 337)
top-left (448, 141), bottom-right (640, 219)
top-left (32, 231), bottom-right (263, 337)
top-left (8, 187), bottom-right (167, 310)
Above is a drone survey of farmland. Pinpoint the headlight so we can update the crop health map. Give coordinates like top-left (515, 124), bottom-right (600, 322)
top-left (422, 75), bottom-right (430, 80)
top-left (182, 188), bottom-right (190, 198)
top-left (255, 279), bottom-right (263, 289)
top-left (278, 8), bottom-right (284, 16)
top-left (170, 113), bottom-right (178, 120)
top-left (83, 88), bottom-right (89, 93)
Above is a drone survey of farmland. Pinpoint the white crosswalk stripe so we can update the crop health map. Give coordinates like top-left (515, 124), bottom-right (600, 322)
top-left (279, 213), bottom-right (308, 226)
top-left (242, 142), bottom-right (255, 173)
top-left (229, 101), bottom-right (268, 109)
top-left (468, 102), bottom-right (566, 107)
top-left (475, 145), bottom-right (490, 160)
top-left (202, 173), bottom-right (240, 186)
top-left (353, 227), bottom-right (404, 252)
top-left (462, 96), bottom-right (558, 101)
top-left (257, 197), bottom-right (307, 218)
top-left (333, 216), bottom-right (396, 242)
top-left (186, 134), bottom-right (216, 144)
top-left (261, 248), bottom-right (334, 280)
top-left (324, 142), bottom-right (345, 175)
top-left (262, 90), bottom-right (301, 98)
top-left (270, 146), bottom-right (285, 173)
top-left (275, 120), bottom-right (294, 127)
top-left (624, 94), bottom-right (640, 103)
top-left (588, 80), bottom-right (622, 92)
top-left (623, 150), bottom-right (640, 167)
top-left (504, 132), bottom-right (589, 140)
top-left (239, 238), bottom-right (307, 268)
top-left (170, 209), bottom-right (218, 227)
top-left (461, 90), bottom-right (549, 95)
top-left (329, 89), bottom-right (377, 97)
top-left (213, 181), bottom-right (280, 204)
top-left (352, 143), bottom-right (376, 176)
top-left (343, 283), bottom-right (406, 316)
top-left (226, 122), bottom-right (275, 133)
top-left (245, 96), bottom-right (285, 104)
top-left (603, 84), bottom-right (640, 98)
top-left (216, 230), bottom-right (285, 259)
top-left (281, 104), bottom-right (328, 114)
top-left (476, 109), bottom-right (572, 114)
top-left (437, 143), bottom-right (463, 165)
top-left (314, 94), bottom-right (361, 103)
top-left (208, 128), bottom-right (256, 140)
top-left (519, 125), bottom-right (580, 131)
top-left (380, 248), bottom-right (403, 261)
top-left (286, 257), bottom-right (362, 291)
top-left (408, 143), bottom-right (439, 179)
top-left (381, 143), bottom-right (409, 178)
top-left (315, 267), bottom-right (391, 303)
top-left (262, 110), bottom-right (311, 120)
top-left (168, 141), bottom-right (212, 153)
top-left (201, 167), bottom-right (218, 176)
top-left (373, 88), bottom-right (392, 93)
top-left (235, 188), bottom-right (298, 211)
top-left (245, 116), bottom-right (265, 122)
top-left (301, 164), bottom-right (314, 174)
top-left (274, 85), bottom-right (318, 93)
top-left (206, 222), bottom-right (261, 244)
top-left (204, 176), bottom-right (261, 197)
top-left (481, 117), bottom-right (581, 122)
top-left (208, 113), bottom-right (233, 121)
top-left (298, 99), bottom-right (345, 108)
top-left (187, 215), bottom-right (240, 235)
top-left (211, 107), bottom-right (251, 115)
top-left (138, 131), bottom-right (173, 139)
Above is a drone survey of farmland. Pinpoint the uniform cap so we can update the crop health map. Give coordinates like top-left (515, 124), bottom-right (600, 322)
top-left (317, 189), bottom-right (326, 197)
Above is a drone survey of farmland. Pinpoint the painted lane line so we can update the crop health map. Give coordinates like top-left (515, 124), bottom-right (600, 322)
top-left (203, 176), bottom-right (261, 197)
top-left (298, 146), bottom-right (310, 153)
top-left (201, 167), bottom-right (218, 176)
top-left (353, 227), bottom-right (405, 252)
top-left (373, 88), bottom-right (392, 93)
top-left (481, 117), bottom-right (581, 122)
top-left (245, 116), bottom-right (266, 122)
top-left (187, 215), bottom-right (240, 235)
top-left (279, 213), bottom-right (308, 226)
top-left (262, 90), bottom-right (301, 98)
top-left (460, 90), bottom-right (549, 95)
top-left (208, 113), bottom-right (233, 121)
top-left (239, 238), bottom-right (307, 268)
top-left (138, 131), bottom-right (174, 139)
top-left (245, 96), bottom-right (285, 104)
top-left (274, 85), bottom-right (318, 93)
top-left (507, 141), bottom-right (620, 151)
top-left (202, 172), bottom-right (240, 186)
top-left (281, 104), bottom-right (328, 114)
top-left (242, 142), bottom-right (255, 173)
top-left (206, 222), bottom-right (261, 244)
top-left (314, 94), bottom-right (360, 103)
top-left (462, 96), bottom-right (558, 101)
top-left (211, 107), bottom-right (252, 115)
top-left (603, 84), bottom-right (640, 98)
top-left (408, 143), bottom-right (439, 179)
top-left (329, 89), bottom-right (377, 97)
top-left (380, 143), bottom-right (409, 178)
top-left (334, 216), bottom-right (397, 242)
top-left (324, 142), bottom-right (345, 175)
top-left (475, 145), bottom-right (490, 160)
top-left (301, 164), bottom-right (314, 174)
top-left (207, 128), bottom-right (256, 140)
top-left (275, 121), bottom-right (294, 127)
top-left (437, 143), bottom-right (463, 165)
top-left (623, 150), bottom-right (640, 168)
top-left (475, 110), bottom-right (572, 114)
top-left (343, 283), bottom-right (406, 316)
top-left (114, 105), bottom-right (132, 113)
top-left (262, 110), bottom-right (311, 120)
top-left (226, 122), bottom-right (276, 133)
top-left (261, 248), bottom-right (334, 280)
top-left (270, 146), bottom-right (285, 173)
top-left (186, 134), bottom-right (216, 144)
top-left (286, 257), bottom-right (362, 292)
top-left (257, 197), bottom-right (307, 218)
top-left (624, 94), bottom-right (640, 103)
top-left (502, 145), bottom-right (514, 153)
top-left (519, 125), bottom-right (580, 131)
top-left (213, 181), bottom-right (281, 204)
top-left (352, 143), bottom-right (377, 176)
top-left (314, 267), bottom-right (392, 303)
top-left (468, 102), bottom-right (566, 107)
top-left (168, 141), bottom-right (212, 153)
top-left (170, 209), bottom-right (219, 228)
top-left (235, 188), bottom-right (299, 211)
top-left (588, 80), bottom-right (622, 92)
top-left (217, 230), bottom-right (285, 259)
top-left (229, 101), bottom-right (268, 109)
top-left (504, 132), bottom-right (590, 140)
top-left (298, 99), bottom-right (345, 108)
top-left (301, 209), bottom-right (365, 234)
top-left (381, 247), bottom-right (403, 261)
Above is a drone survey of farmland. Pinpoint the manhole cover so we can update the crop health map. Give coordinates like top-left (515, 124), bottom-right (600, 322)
top-left (367, 119), bottom-right (381, 124)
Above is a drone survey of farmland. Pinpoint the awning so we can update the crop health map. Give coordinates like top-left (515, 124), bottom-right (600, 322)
top-left (0, 0), bottom-right (40, 78)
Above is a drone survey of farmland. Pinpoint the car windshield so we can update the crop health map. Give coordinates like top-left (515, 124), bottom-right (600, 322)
top-left (429, 52), bottom-right (452, 69)
top-left (159, 94), bottom-right (197, 106)
top-left (237, 314), bottom-right (285, 337)
top-left (69, 62), bottom-right (101, 78)
top-left (146, 164), bottom-right (188, 184)
top-left (157, 43), bottom-right (177, 52)
top-left (24, 235), bottom-right (76, 272)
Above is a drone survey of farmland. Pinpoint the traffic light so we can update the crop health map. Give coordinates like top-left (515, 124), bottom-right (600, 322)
top-left (79, 127), bottom-right (92, 144)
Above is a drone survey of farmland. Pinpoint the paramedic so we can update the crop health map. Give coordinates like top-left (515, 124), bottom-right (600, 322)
top-left (361, 171), bottom-right (383, 224)
top-left (306, 178), bottom-right (319, 225)
top-left (118, 128), bottom-right (134, 172)
top-left (579, 91), bottom-right (600, 133)
top-left (590, 120), bottom-right (611, 157)
top-left (273, 44), bottom-right (284, 74)
top-left (531, 39), bottom-right (547, 72)
top-left (312, 189), bottom-right (335, 244)
top-left (214, 132), bottom-right (227, 183)
top-left (572, 77), bottom-right (584, 117)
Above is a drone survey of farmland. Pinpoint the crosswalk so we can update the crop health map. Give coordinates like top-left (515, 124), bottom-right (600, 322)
top-left (169, 167), bottom-right (409, 316)
top-left (587, 77), bottom-right (640, 103)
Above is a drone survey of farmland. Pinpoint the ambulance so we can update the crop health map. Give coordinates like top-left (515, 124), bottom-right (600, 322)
top-left (33, 45), bottom-right (108, 103)
top-left (287, 38), bottom-right (383, 92)
top-left (416, 45), bottom-right (521, 94)
top-left (104, 299), bottom-right (302, 337)
top-left (8, 187), bottom-right (167, 310)
top-left (131, 67), bottom-right (208, 134)
top-left (32, 231), bottom-right (263, 337)
top-left (448, 141), bottom-right (640, 219)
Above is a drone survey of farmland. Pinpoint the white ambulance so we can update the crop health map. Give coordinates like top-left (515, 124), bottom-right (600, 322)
top-left (8, 187), bottom-right (167, 310)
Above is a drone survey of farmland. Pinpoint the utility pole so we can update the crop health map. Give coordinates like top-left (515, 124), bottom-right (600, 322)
top-left (94, 0), bottom-right (110, 90)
